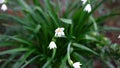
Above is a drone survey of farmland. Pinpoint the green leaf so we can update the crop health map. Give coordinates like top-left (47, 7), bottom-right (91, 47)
top-left (82, 59), bottom-right (93, 68)
top-left (13, 49), bottom-right (35, 68)
top-left (23, 26), bottom-right (35, 32)
top-left (100, 26), bottom-right (120, 31)
top-left (44, 0), bottom-right (59, 26)
top-left (21, 55), bottom-right (40, 68)
top-left (60, 18), bottom-right (72, 24)
top-left (72, 52), bottom-right (87, 63)
top-left (72, 43), bottom-right (98, 55)
top-left (91, 0), bottom-right (105, 14)
top-left (34, 24), bottom-right (41, 33)
top-left (17, 0), bottom-right (43, 24)
top-left (0, 42), bottom-right (18, 47)
top-left (0, 14), bottom-right (26, 25)
top-left (34, 6), bottom-right (50, 24)
top-left (0, 54), bottom-right (17, 68)
top-left (9, 36), bottom-right (32, 46)
top-left (33, 0), bottom-right (41, 6)
top-left (90, 15), bottom-right (98, 31)
top-left (60, 55), bottom-right (67, 68)
top-left (85, 35), bottom-right (97, 41)
top-left (0, 48), bottom-right (28, 55)
top-left (42, 58), bottom-right (52, 68)
top-left (106, 61), bottom-right (115, 68)
top-left (96, 12), bottom-right (120, 23)
top-left (17, 0), bottom-right (32, 12)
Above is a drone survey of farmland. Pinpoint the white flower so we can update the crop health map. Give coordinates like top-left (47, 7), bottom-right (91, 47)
top-left (49, 41), bottom-right (57, 49)
top-left (73, 62), bottom-right (82, 68)
top-left (1, 4), bottom-right (7, 11)
top-left (55, 27), bottom-right (65, 37)
top-left (84, 4), bottom-right (92, 13)
top-left (0, 0), bottom-right (5, 4)
top-left (81, 0), bottom-right (87, 5)
top-left (118, 35), bottom-right (120, 38)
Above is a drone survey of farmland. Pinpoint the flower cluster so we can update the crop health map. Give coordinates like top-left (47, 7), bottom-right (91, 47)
top-left (0, 0), bottom-right (7, 11)
top-left (48, 27), bottom-right (82, 68)
top-left (48, 0), bottom-right (92, 66)
top-left (48, 27), bottom-right (65, 49)
top-left (82, 0), bottom-right (92, 13)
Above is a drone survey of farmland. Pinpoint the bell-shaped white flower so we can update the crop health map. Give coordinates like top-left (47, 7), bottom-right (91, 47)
top-left (73, 62), bottom-right (82, 68)
top-left (0, 0), bottom-right (5, 4)
top-left (118, 35), bottom-right (120, 38)
top-left (81, 0), bottom-right (87, 5)
top-left (49, 41), bottom-right (57, 49)
top-left (84, 4), bottom-right (91, 13)
top-left (55, 27), bottom-right (65, 37)
top-left (1, 4), bottom-right (7, 11)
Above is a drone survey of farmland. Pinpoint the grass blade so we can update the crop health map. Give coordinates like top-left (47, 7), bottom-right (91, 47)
top-left (21, 55), bottom-right (40, 68)
top-left (9, 36), bottom-right (32, 46)
top-left (0, 48), bottom-right (28, 55)
top-left (13, 49), bottom-right (35, 68)
top-left (72, 43), bottom-right (98, 55)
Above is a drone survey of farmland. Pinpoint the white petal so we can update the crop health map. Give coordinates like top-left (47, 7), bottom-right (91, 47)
top-left (55, 28), bottom-right (60, 33)
top-left (57, 33), bottom-right (62, 37)
top-left (1, 4), bottom-right (7, 11)
top-left (118, 35), bottom-right (120, 38)
top-left (49, 41), bottom-right (57, 49)
top-left (61, 32), bottom-right (65, 36)
top-left (55, 33), bottom-right (58, 37)
top-left (73, 62), bottom-right (82, 68)
top-left (55, 27), bottom-right (64, 33)
top-left (84, 4), bottom-right (91, 13)
top-left (55, 27), bottom-right (65, 37)
top-left (0, 0), bottom-right (5, 4)
top-left (60, 27), bottom-right (64, 31)
top-left (81, 0), bottom-right (87, 5)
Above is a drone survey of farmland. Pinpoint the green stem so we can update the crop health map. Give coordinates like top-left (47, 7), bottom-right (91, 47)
top-left (42, 49), bottom-right (56, 68)
top-left (87, 0), bottom-right (98, 31)
top-left (67, 42), bottom-right (73, 66)
top-left (52, 37), bottom-right (56, 42)
top-left (52, 49), bottom-right (56, 59)
top-left (43, 36), bottom-right (56, 68)
top-left (90, 15), bottom-right (98, 32)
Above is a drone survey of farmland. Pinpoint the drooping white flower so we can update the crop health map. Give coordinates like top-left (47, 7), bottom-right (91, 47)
top-left (1, 4), bottom-right (7, 11)
top-left (0, 0), bottom-right (5, 4)
top-left (55, 27), bottom-right (65, 37)
top-left (73, 62), bottom-right (82, 68)
top-left (49, 41), bottom-right (57, 49)
top-left (84, 4), bottom-right (91, 13)
top-left (118, 35), bottom-right (120, 38)
top-left (81, 0), bottom-right (87, 5)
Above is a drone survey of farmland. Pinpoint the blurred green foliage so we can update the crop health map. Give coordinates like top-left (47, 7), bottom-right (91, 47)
top-left (0, 0), bottom-right (120, 68)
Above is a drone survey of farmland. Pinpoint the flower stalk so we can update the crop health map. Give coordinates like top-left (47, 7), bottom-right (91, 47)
top-left (67, 42), bottom-right (73, 66)
top-left (90, 15), bottom-right (98, 32)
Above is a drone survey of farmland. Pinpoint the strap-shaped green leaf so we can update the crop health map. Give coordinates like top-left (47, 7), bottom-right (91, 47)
top-left (21, 55), bottom-right (40, 68)
top-left (0, 48), bottom-right (28, 55)
top-left (72, 43), bottom-right (98, 55)
top-left (60, 18), bottom-right (72, 24)
top-left (9, 36), bottom-right (32, 46)
top-left (0, 14), bottom-right (26, 25)
top-left (13, 49), bottom-right (35, 68)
